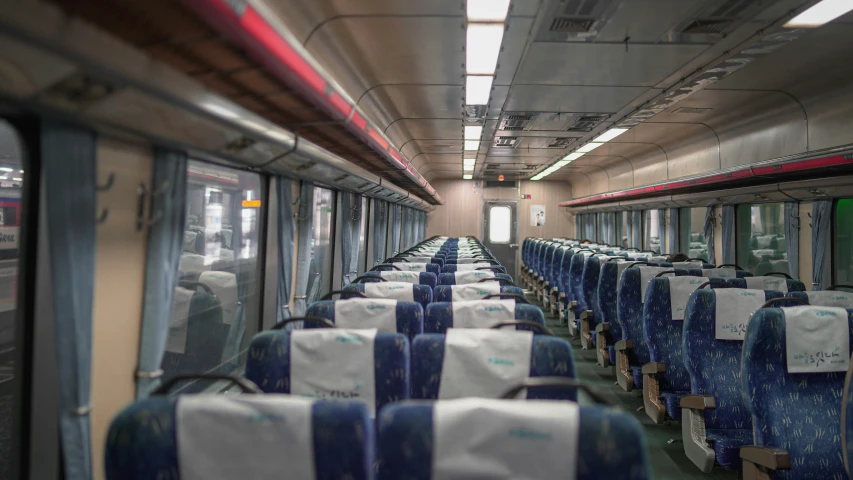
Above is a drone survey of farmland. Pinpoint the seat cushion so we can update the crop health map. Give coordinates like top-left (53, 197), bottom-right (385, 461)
top-left (706, 428), bottom-right (752, 471)
top-left (608, 345), bottom-right (616, 365)
top-left (661, 391), bottom-right (689, 421)
top-left (631, 366), bottom-right (643, 389)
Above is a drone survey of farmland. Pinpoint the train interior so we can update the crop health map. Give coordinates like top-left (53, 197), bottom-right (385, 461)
top-left (2, 0), bottom-right (853, 478)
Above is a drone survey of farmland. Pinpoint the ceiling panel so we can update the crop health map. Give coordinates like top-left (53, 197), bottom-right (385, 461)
top-left (411, 153), bottom-right (464, 169)
top-left (386, 118), bottom-right (461, 146)
top-left (495, 17), bottom-right (535, 86)
top-left (596, 0), bottom-right (705, 43)
top-left (402, 139), bottom-right (464, 159)
top-left (505, 85), bottom-right (651, 112)
top-left (358, 85), bottom-right (462, 129)
top-left (515, 42), bottom-right (709, 87)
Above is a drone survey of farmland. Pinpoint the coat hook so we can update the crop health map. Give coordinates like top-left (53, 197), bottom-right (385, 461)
top-left (96, 173), bottom-right (115, 192)
top-left (791, 220), bottom-right (800, 230)
top-left (807, 212), bottom-right (813, 219)
top-left (96, 209), bottom-right (109, 224)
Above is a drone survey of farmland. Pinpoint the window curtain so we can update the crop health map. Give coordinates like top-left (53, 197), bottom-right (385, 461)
top-left (721, 205), bottom-right (736, 264)
top-left (704, 206), bottom-right (716, 265)
top-left (391, 203), bottom-right (402, 256)
top-left (136, 148), bottom-right (188, 397)
top-left (644, 212), bottom-right (652, 250)
top-left (276, 178), bottom-right (295, 322)
top-left (372, 198), bottom-right (387, 265)
top-left (575, 214), bottom-right (581, 239)
top-left (812, 199), bottom-right (832, 290)
top-left (669, 208), bottom-right (678, 256)
top-left (632, 211), bottom-right (642, 249)
top-left (339, 192), bottom-right (361, 286)
top-left (784, 202), bottom-right (800, 280)
top-left (293, 181), bottom-right (315, 316)
top-left (43, 122), bottom-right (98, 480)
top-left (656, 209), bottom-right (665, 253)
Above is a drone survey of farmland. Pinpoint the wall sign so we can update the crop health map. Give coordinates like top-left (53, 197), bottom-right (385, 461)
top-left (530, 205), bottom-right (545, 226)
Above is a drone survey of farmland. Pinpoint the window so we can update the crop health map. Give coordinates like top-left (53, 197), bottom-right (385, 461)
top-left (0, 120), bottom-right (25, 477)
top-left (619, 211), bottom-right (629, 248)
top-left (736, 203), bottom-right (789, 275)
top-left (489, 206), bottom-right (511, 243)
top-left (836, 198), bottom-right (853, 285)
top-left (644, 210), bottom-right (661, 253)
top-left (357, 196), bottom-right (369, 275)
top-left (165, 161), bottom-right (264, 386)
top-left (679, 207), bottom-right (708, 261)
top-left (308, 187), bottom-right (335, 303)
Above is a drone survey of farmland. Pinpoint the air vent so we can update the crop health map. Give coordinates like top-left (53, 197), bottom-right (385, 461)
top-left (549, 18), bottom-right (595, 33)
top-left (667, 0), bottom-right (762, 44)
top-left (545, 137), bottom-right (576, 148)
top-left (710, 0), bottom-right (754, 17)
top-left (492, 136), bottom-right (520, 148)
top-left (673, 107), bottom-right (713, 115)
top-left (535, 0), bottom-right (617, 42)
top-left (566, 114), bottom-right (609, 132)
top-left (681, 19), bottom-right (732, 34)
top-left (499, 114), bottom-right (537, 131)
top-left (485, 180), bottom-right (518, 188)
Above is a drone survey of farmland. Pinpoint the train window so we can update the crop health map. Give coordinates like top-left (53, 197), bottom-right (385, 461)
top-left (307, 187), bottom-right (335, 303)
top-left (644, 210), bottom-right (661, 254)
top-left (163, 161), bottom-right (264, 384)
top-left (834, 198), bottom-right (853, 285)
top-left (488, 205), bottom-right (511, 243)
top-left (736, 203), bottom-right (789, 276)
top-left (679, 207), bottom-right (708, 261)
top-left (0, 120), bottom-right (24, 477)
top-left (357, 196), bottom-right (369, 275)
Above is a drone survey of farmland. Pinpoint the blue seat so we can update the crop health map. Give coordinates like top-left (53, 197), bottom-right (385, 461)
top-left (342, 283), bottom-right (432, 312)
top-left (595, 259), bottom-right (627, 368)
top-left (424, 302), bottom-right (545, 333)
top-left (437, 272), bottom-right (514, 286)
top-left (377, 401), bottom-right (653, 480)
top-left (615, 267), bottom-right (650, 392)
top-left (411, 333), bottom-right (577, 400)
top-left (362, 270), bottom-right (438, 289)
top-left (161, 288), bottom-right (229, 379)
top-left (687, 267), bottom-right (753, 279)
top-left (681, 288), bottom-right (785, 472)
top-left (556, 247), bottom-right (575, 322)
top-left (105, 395), bottom-right (373, 480)
top-left (388, 256), bottom-right (445, 268)
top-left (741, 307), bottom-right (853, 479)
top-left (306, 300), bottom-right (424, 343)
top-left (788, 290), bottom-right (853, 308)
top-left (372, 263), bottom-right (441, 277)
top-left (729, 277), bottom-right (806, 292)
top-left (567, 250), bottom-right (593, 336)
top-left (441, 264), bottom-right (506, 274)
top-left (642, 275), bottom-right (723, 423)
top-left (579, 255), bottom-right (608, 350)
top-left (245, 330), bottom-right (410, 414)
top-left (433, 285), bottom-right (524, 302)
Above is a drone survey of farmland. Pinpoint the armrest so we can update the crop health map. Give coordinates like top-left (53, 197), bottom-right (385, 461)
top-left (559, 292), bottom-right (566, 299)
top-left (594, 322), bottom-right (610, 334)
top-left (614, 339), bottom-right (633, 351)
top-left (568, 300), bottom-right (578, 310)
top-left (740, 446), bottom-right (791, 471)
top-left (679, 395), bottom-right (716, 410)
top-left (642, 362), bottom-right (666, 375)
top-left (579, 309), bottom-right (593, 320)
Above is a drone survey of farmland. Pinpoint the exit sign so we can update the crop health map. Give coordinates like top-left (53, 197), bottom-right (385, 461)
top-left (520, 194), bottom-right (532, 199)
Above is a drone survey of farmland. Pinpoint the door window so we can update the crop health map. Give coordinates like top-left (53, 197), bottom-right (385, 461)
top-left (489, 206), bottom-right (511, 243)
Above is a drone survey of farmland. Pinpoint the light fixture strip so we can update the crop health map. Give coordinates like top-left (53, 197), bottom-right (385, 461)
top-left (785, 0), bottom-right (853, 28)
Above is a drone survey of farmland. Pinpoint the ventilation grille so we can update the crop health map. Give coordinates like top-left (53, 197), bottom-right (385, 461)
top-left (492, 136), bottom-right (520, 148)
top-left (681, 18), bottom-right (732, 34)
top-left (545, 137), bottom-right (576, 148)
top-left (566, 114), bottom-right (610, 132)
top-left (670, 0), bottom-right (760, 44)
top-left (499, 114), bottom-right (537, 131)
top-left (485, 163), bottom-right (539, 171)
top-left (536, 0), bottom-right (615, 42)
top-left (673, 107), bottom-right (713, 115)
top-left (549, 18), bottom-right (595, 33)
top-left (709, 0), bottom-right (754, 17)
top-left (485, 180), bottom-right (518, 188)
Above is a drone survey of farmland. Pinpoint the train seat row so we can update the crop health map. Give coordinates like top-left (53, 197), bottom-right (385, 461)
top-left (107, 236), bottom-right (654, 480)
top-left (521, 236), bottom-right (853, 478)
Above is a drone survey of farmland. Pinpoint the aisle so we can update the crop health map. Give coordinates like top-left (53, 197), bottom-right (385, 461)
top-left (532, 293), bottom-right (740, 480)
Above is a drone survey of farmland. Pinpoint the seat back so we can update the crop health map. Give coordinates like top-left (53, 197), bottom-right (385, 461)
top-left (161, 288), bottom-right (228, 378)
top-left (306, 299), bottom-right (423, 343)
top-left (789, 290), bottom-right (853, 308)
top-left (245, 329), bottom-right (410, 415)
top-left (342, 282), bottom-right (432, 312)
top-left (424, 301), bottom-right (545, 333)
top-left (617, 268), bottom-right (653, 365)
top-left (687, 267), bottom-right (752, 279)
top-left (644, 275), bottom-right (721, 392)
top-left (433, 285), bottom-right (523, 302)
top-left (729, 277), bottom-right (806, 293)
top-left (105, 395), bottom-right (373, 480)
top-left (743, 307), bottom-right (853, 479)
top-left (373, 263), bottom-right (441, 276)
top-left (411, 333), bottom-right (576, 400)
top-left (558, 247), bottom-right (575, 297)
top-left (569, 250), bottom-right (594, 311)
top-left (441, 264), bottom-right (506, 274)
top-left (598, 260), bottom-right (626, 339)
top-left (582, 255), bottom-right (608, 328)
top-left (437, 271), bottom-right (513, 286)
top-left (544, 243), bottom-right (559, 286)
top-left (378, 400), bottom-right (652, 480)
top-left (363, 270), bottom-right (438, 289)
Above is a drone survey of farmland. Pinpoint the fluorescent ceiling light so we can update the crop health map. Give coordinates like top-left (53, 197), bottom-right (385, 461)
top-left (464, 125), bottom-right (483, 140)
top-left (466, 24), bottom-right (504, 75)
top-left (564, 152), bottom-right (585, 161)
top-left (463, 158), bottom-right (477, 166)
top-left (0, 168), bottom-right (12, 172)
top-left (467, 0), bottom-right (510, 22)
top-left (463, 174), bottom-right (473, 180)
top-left (466, 75), bottom-right (493, 105)
top-left (577, 142), bottom-right (603, 153)
top-left (464, 140), bottom-right (480, 151)
top-left (593, 128), bottom-right (629, 143)
top-left (785, 0), bottom-right (853, 27)
top-left (0, 177), bottom-right (7, 180)
top-left (463, 164), bottom-right (475, 171)
top-left (555, 160), bottom-right (570, 167)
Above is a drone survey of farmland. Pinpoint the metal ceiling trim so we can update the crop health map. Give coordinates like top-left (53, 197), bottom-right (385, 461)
top-left (558, 146), bottom-right (853, 209)
top-left (182, 0), bottom-right (442, 204)
top-left (0, 0), bottom-right (434, 211)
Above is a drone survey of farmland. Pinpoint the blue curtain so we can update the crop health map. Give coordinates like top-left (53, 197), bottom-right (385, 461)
top-left (136, 148), bottom-right (188, 397)
top-left (784, 202), bottom-right (800, 280)
top-left (350, 195), bottom-right (363, 277)
top-left (632, 211), bottom-right (642, 249)
top-left (43, 122), bottom-right (98, 480)
top-left (391, 203), bottom-right (402, 256)
top-left (704, 206), bottom-right (716, 265)
top-left (293, 182), bottom-right (315, 316)
top-left (340, 192), bottom-right (355, 286)
top-left (812, 199), bottom-right (832, 290)
top-left (575, 214), bottom-right (581, 239)
top-left (657, 209), bottom-right (666, 253)
top-left (372, 198), bottom-right (387, 265)
top-left (668, 208), bottom-right (678, 255)
top-left (276, 177), bottom-right (295, 322)
top-left (721, 205), bottom-right (736, 264)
